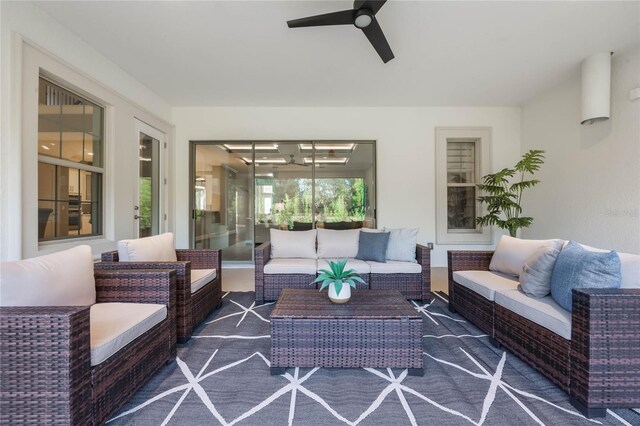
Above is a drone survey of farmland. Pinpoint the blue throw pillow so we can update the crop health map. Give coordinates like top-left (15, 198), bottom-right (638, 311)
top-left (356, 231), bottom-right (390, 263)
top-left (550, 241), bottom-right (621, 311)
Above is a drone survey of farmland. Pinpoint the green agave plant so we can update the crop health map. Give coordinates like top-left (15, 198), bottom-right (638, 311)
top-left (312, 259), bottom-right (366, 296)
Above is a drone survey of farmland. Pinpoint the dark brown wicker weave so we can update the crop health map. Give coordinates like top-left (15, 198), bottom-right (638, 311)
top-left (447, 249), bottom-right (640, 418)
top-left (0, 269), bottom-right (176, 425)
top-left (255, 242), bottom-right (431, 304)
top-left (569, 288), bottom-right (640, 417)
top-left (100, 248), bottom-right (222, 343)
top-left (270, 289), bottom-right (423, 375)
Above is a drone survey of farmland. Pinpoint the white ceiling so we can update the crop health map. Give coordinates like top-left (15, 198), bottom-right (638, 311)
top-left (34, 1), bottom-right (639, 107)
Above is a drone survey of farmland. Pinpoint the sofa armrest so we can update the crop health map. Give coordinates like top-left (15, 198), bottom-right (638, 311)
top-left (447, 250), bottom-right (494, 312)
top-left (416, 244), bottom-right (432, 300)
top-left (176, 249), bottom-right (221, 271)
top-left (254, 242), bottom-right (271, 304)
top-left (95, 261), bottom-right (189, 305)
top-left (570, 288), bottom-right (640, 412)
top-left (95, 269), bottom-right (176, 306)
top-left (0, 306), bottom-right (92, 424)
top-left (447, 250), bottom-right (494, 273)
top-left (101, 250), bottom-right (119, 261)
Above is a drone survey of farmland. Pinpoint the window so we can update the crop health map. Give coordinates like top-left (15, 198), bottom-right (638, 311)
top-left (38, 77), bottom-right (104, 241)
top-left (436, 128), bottom-right (492, 244)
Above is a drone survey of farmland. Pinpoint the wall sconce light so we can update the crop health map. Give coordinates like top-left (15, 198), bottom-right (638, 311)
top-left (581, 52), bottom-right (612, 125)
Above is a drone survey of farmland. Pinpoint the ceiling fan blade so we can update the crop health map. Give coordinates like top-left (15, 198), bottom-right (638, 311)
top-left (354, 0), bottom-right (387, 15)
top-left (287, 10), bottom-right (355, 28)
top-left (360, 18), bottom-right (394, 63)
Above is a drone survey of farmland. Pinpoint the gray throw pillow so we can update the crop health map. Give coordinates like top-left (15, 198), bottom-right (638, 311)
top-left (385, 228), bottom-right (418, 263)
top-left (356, 231), bottom-right (390, 263)
top-left (519, 239), bottom-right (564, 298)
top-left (550, 241), bottom-right (621, 311)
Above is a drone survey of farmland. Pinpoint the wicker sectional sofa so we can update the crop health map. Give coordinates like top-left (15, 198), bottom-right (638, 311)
top-left (447, 242), bottom-right (640, 418)
top-left (255, 228), bottom-right (431, 304)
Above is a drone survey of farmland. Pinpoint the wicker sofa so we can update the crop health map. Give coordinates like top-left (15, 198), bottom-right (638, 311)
top-left (0, 246), bottom-right (177, 425)
top-left (100, 233), bottom-right (222, 343)
top-left (447, 241), bottom-right (640, 418)
top-left (255, 228), bottom-right (431, 304)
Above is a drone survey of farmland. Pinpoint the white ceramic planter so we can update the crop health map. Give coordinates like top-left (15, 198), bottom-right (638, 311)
top-left (328, 282), bottom-right (351, 304)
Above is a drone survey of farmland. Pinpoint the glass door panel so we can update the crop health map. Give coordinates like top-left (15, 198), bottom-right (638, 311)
top-left (311, 142), bottom-right (375, 229)
top-left (253, 142), bottom-right (313, 244)
top-left (193, 144), bottom-right (254, 263)
top-left (191, 141), bottom-right (376, 265)
top-left (137, 124), bottom-right (162, 238)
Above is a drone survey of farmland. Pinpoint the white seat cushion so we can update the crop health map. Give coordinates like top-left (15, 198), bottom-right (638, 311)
top-left (318, 258), bottom-right (371, 274)
top-left (191, 269), bottom-right (217, 294)
top-left (0, 245), bottom-right (96, 307)
top-left (270, 229), bottom-right (317, 259)
top-left (495, 289), bottom-right (571, 340)
top-left (453, 270), bottom-right (520, 301)
top-left (263, 259), bottom-right (317, 275)
top-left (90, 303), bottom-right (167, 366)
top-left (316, 228), bottom-right (360, 258)
top-left (117, 232), bottom-right (177, 262)
top-left (367, 260), bottom-right (422, 274)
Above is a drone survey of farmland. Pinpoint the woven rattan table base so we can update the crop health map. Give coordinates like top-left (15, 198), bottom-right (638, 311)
top-left (270, 289), bottom-right (423, 375)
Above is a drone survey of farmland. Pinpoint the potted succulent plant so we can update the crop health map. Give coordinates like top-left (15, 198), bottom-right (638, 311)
top-left (312, 259), bottom-right (365, 303)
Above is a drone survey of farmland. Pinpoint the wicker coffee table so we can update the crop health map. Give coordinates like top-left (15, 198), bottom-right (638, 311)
top-left (270, 289), bottom-right (423, 375)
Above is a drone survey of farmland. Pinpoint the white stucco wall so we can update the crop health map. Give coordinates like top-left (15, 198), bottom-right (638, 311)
top-left (1, 1), bottom-right (174, 260)
top-left (521, 48), bottom-right (640, 254)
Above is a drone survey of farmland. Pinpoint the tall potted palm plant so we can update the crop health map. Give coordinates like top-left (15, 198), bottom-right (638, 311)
top-left (476, 150), bottom-right (545, 237)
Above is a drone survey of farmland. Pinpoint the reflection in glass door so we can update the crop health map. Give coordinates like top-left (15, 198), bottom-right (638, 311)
top-left (190, 141), bottom-right (376, 266)
top-left (136, 123), bottom-right (162, 238)
top-left (191, 144), bottom-right (254, 263)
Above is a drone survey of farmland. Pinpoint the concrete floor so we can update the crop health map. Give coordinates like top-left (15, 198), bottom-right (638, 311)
top-left (221, 267), bottom-right (449, 295)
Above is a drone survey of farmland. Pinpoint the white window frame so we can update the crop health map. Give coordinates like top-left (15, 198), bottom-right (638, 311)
top-left (435, 127), bottom-right (492, 244)
top-left (37, 76), bottom-right (106, 241)
top-left (21, 43), bottom-right (115, 258)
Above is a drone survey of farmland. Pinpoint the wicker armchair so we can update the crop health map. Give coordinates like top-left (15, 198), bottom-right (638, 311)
top-left (448, 250), bottom-right (640, 417)
top-left (0, 269), bottom-right (177, 425)
top-left (99, 248), bottom-right (222, 343)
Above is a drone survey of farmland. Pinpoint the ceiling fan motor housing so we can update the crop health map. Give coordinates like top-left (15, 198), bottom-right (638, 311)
top-left (354, 9), bottom-right (373, 28)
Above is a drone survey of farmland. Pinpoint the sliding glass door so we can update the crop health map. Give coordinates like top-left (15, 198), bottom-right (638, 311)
top-left (190, 141), bottom-right (376, 265)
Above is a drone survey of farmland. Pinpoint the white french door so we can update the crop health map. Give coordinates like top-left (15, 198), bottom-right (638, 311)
top-left (134, 120), bottom-right (165, 238)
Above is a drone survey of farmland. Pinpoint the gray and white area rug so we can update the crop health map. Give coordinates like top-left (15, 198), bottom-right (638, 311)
top-left (109, 292), bottom-right (639, 426)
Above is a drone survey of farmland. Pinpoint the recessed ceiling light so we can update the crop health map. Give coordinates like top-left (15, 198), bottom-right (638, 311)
top-left (298, 143), bottom-right (356, 152)
top-left (224, 144), bottom-right (279, 152)
top-left (242, 157), bottom-right (287, 165)
top-left (303, 157), bottom-right (349, 165)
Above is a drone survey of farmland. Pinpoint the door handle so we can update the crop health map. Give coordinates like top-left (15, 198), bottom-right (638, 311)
top-left (134, 215), bottom-right (140, 220)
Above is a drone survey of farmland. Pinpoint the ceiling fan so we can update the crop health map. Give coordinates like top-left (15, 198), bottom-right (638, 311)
top-left (287, 0), bottom-right (394, 63)
top-left (287, 155), bottom-right (309, 167)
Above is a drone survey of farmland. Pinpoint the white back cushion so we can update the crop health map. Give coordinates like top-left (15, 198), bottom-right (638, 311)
top-left (317, 228), bottom-right (360, 259)
top-left (490, 235), bottom-right (562, 277)
top-left (118, 232), bottom-right (177, 262)
top-left (385, 228), bottom-right (419, 262)
top-left (270, 229), bottom-right (317, 259)
top-left (0, 245), bottom-right (96, 306)
top-left (578, 243), bottom-right (640, 289)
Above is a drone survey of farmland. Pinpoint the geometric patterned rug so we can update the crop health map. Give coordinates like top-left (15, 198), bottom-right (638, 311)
top-left (108, 292), bottom-right (639, 426)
